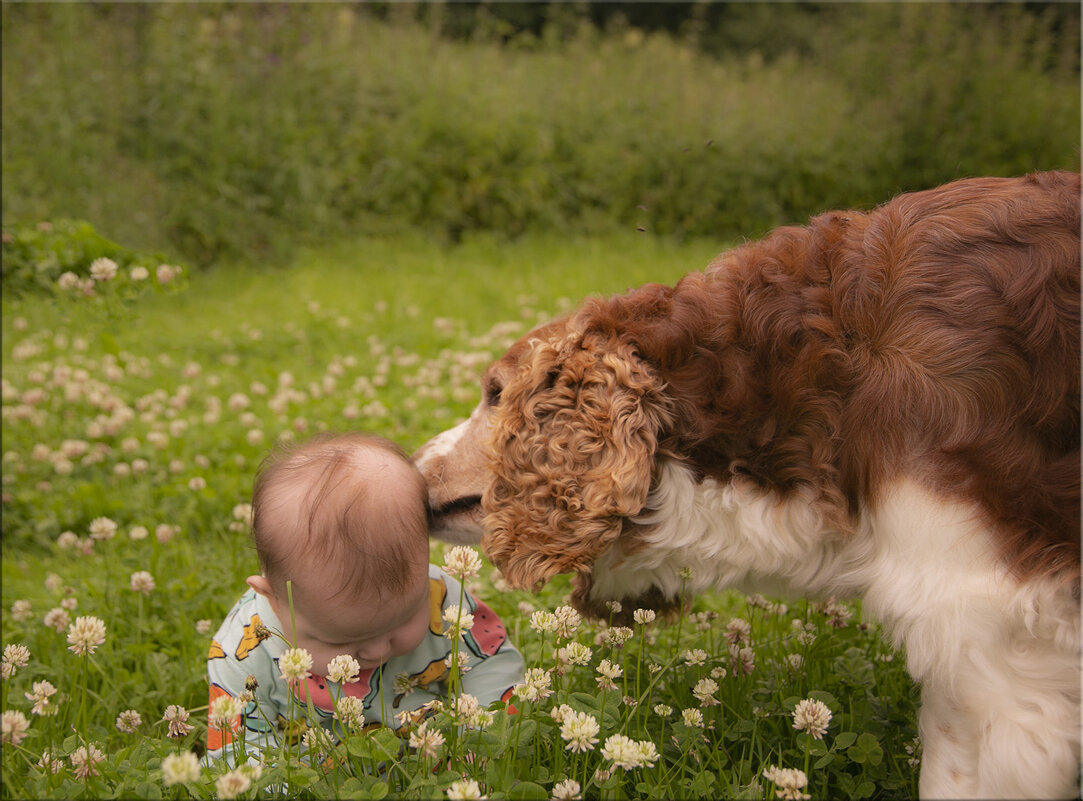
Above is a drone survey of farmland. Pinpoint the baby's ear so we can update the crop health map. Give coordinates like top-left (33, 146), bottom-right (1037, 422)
top-left (246, 575), bottom-right (274, 600)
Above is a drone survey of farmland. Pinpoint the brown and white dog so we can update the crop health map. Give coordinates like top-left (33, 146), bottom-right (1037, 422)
top-left (412, 171), bottom-right (1081, 799)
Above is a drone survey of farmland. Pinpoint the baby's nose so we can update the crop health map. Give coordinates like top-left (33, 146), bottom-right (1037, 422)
top-left (356, 640), bottom-right (391, 664)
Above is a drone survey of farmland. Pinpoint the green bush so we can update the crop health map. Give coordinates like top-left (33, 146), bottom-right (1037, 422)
top-left (0, 219), bottom-right (185, 301)
top-left (1, 4), bottom-right (1078, 268)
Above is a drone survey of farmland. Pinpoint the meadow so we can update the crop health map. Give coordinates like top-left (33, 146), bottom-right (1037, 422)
top-left (2, 228), bottom-right (921, 799)
top-left (3, 3), bottom-right (1076, 798)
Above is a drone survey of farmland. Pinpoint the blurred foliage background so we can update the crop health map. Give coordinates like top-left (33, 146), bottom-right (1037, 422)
top-left (2, 1), bottom-right (1079, 268)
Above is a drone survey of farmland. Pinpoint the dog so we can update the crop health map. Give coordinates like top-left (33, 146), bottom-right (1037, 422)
top-left (412, 171), bottom-right (1081, 799)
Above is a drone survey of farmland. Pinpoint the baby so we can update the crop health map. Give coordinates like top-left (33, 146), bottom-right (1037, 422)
top-left (207, 432), bottom-right (523, 764)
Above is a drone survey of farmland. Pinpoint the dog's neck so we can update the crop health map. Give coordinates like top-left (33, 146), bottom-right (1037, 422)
top-left (587, 458), bottom-right (873, 606)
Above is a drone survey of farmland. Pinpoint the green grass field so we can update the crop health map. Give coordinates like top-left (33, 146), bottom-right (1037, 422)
top-left (1, 232), bottom-right (921, 799)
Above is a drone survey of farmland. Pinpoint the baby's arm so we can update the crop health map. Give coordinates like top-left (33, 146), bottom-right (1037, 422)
top-left (206, 609), bottom-right (284, 766)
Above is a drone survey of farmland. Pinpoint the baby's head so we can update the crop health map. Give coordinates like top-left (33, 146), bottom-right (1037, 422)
top-left (245, 432), bottom-right (433, 674)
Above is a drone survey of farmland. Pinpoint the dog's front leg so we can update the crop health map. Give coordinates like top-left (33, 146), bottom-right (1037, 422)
top-left (916, 683), bottom-right (981, 799)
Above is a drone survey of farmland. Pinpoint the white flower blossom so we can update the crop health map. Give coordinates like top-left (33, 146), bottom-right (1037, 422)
top-left (559, 710), bottom-right (600, 753)
top-left (278, 647), bottom-right (313, 682)
top-left (409, 720), bottom-right (445, 759)
top-left (443, 545), bottom-right (483, 580)
top-left (161, 751), bottom-right (201, 785)
top-left (763, 765), bottom-right (811, 800)
top-left (326, 654), bottom-right (361, 684)
top-left (792, 698), bottom-right (832, 739)
top-left (67, 615), bottom-right (106, 655)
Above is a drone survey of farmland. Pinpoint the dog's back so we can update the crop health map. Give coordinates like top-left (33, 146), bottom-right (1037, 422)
top-left (595, 171), bottom-right (1080, 580)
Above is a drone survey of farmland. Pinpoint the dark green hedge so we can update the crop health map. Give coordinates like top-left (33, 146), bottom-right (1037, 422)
top-left (2, 3), bottom-right (1078, 267)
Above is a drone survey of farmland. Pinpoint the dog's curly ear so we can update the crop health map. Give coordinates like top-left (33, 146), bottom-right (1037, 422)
top-left (481, 330), bottom-right (673, 591)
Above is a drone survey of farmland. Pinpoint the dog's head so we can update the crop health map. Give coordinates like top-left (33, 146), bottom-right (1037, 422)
top-left (413, 313), bottom-right (676, 602)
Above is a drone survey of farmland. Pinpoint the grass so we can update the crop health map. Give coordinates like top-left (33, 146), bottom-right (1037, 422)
top-left (2, 231), bottom-right (920, 799)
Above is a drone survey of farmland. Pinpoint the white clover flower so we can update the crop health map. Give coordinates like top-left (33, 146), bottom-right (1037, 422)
top-left (232, 503), bottom-right (253, 526)
top-left (652, 703), bottom-right (672, 717)
top-left (215, 769), bottom-right (252, 800)
top-left (195, 619), bottom-right (212, 635)
top-left (129, 266), bottom-right (149, 281)
top-left (442, 605), bottom-right (474, 638)
top-left (56, 531), bottom-right (80, 550)
top-left (595, 659), bottom-right (622, 691)
top-left (550, 778), bottom-right (582, 801)
top-left (549, 703), bottom-right (575, 724)
top-left (786, 653), bottom-right (804, 671)
top-left (161, 751), bottom-right (201, 786)
top-left (130, 570), bottom-right (155, 595)
top-left (88, 516), bottom-right (118, 540)
top-left (725, 617), bottom-right (752, 646)
top-left (66, 615), bottom-right (106, 655)
top-left (553, 605), bottom-right (581, 638)
top-left (513, 667), bottom-right (553, 703)
top-left (156, 264), bottom-right (181, 284)
top-left (70, 743), bottom-right (105, 778)
top-left (453, 692), bottom-right (481, 721)
top-left (791, 618), bottom-right (816, 645)
top-left (692, 677), bottom-right (720, 706)
top-left (278, 647), bottom-right (313, 682)
top-left (820, 598), bottom-right (853, 628)
top-left (443, 545), bottom-right (483, 580)
top-left (1, 710), bottom-right (30, 745)
top-left (58, 271), bottom-right (80, 290)
top-left (115, 708), bottom-right (142, 732)
top-left (162, 704), bottom-right (195, 738)
top-left (559, 710), bottom-right (600, 753)
top-left (467, 708), bottom-right (494, 730)
top-left (409, 720), bottom-right (445, 760)
top-left (556, 641), bottom-right (592, 666)
top-left (446, 779), bottom-right (485, 800)
top-left (763, 765), bottom-right (811, 800)
top-left (792, 698), bottom-right (832, 740)
top-left (635, 739), bottom-right (660, 768)
top-left (26, 680), bottom-right (58, 715)
top-left (601, 733), bottom-right (655, 770)
top-left (530, 610), bottom-right (559, 634)
top-left (633, 608), bottom-right (656, 625)
top-left (682, 708), bottom-right (705, 728)
top-left (683, 648), bottom-right (708, 666)
top-left (44, 607), bottom-right (70, 632)
top-left (302, 726), bottom-right (333, 759)
top-left (38, 749), bottom-right (63, 774)
top-left (326, 654), bottom-right (361, 684)
top-left (336, 695), bottom-right (366, 730)
top-left (730, 644), bottom-right (755, 676)
top-left (444, 650), bottom-right (471, 673)
top-left (3, 643), bottom-right (30, 671)
top-left (11, 600), bottom-right (32, 622)
top-left (89, 258), bottom-right (118, 281)
top-left (208, 694), bottom-right (244, 731)
top-left (601, 626), bottom-right (633, 647)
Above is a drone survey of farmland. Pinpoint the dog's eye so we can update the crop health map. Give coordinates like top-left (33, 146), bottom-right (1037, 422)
top-left (485, 380), bottom-right (503, 407)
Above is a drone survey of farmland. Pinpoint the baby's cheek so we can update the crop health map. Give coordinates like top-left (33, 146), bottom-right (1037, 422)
top-left (397, 620), bottom-right (429, 655)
